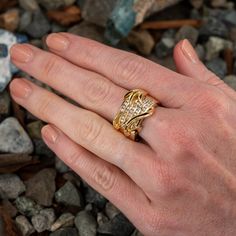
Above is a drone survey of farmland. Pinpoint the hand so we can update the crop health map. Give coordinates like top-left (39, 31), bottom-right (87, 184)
top-left (9, 34), bottom-right (236, 236)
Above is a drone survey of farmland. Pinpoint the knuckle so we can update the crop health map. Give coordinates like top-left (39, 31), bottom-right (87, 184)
top-left (66, 149), bottom-right (85, 166)
top-left (92, 165), bottom-right (116, 191)
top-left (113, 54), bottom-right (149, 85)
top-left (84, 77), bottom-right (112, 105)
top-left (43, 57), bottom-right (61, 79)
top-left (78, 112), bottom-right (103, 144)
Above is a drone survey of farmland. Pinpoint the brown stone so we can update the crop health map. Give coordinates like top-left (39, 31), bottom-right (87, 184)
top-left (0, 9), bottom-right (19, 32)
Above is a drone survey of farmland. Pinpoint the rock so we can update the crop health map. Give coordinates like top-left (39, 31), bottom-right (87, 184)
top-left (68, 21), bottom-right (105, 42)
top-left (27, 120), bottom-right (44, 139)
top-left (126, 29), bottom-right (155, 55)
top-left (55, 157), bottom-right (70, 173)
top-left (105, 202), bottom-right (120, 220)
top-left (97, 212), bottom-right (109, 227)
top-left (0, 216), bottom-right (5, 236)
top-left (19, 11), bottom-right (32, 32)
top-left (55, 181), bottom-right (82, 207)
top-left (31, 208), bottom-right (56, 233)
top-left (25, 10), bottom-right (51, 38)
top-left (50, 227), bottom-right (78, 236)
top-left (229, 27), bottom-right (236, 43)
top-left (97, 213), bottom-right (135, 236)
top-left (195, 44), bottom-right (205, 61)
top-left (15, 196), bottom-right (42, 217)
top-left (190, 0), bottom-right (203, 9)
top-left (175, 25), bottom-right (199, 46)
top-left (0, 117), bottom-right (33, 154)
top-left (0, 9), bottom-right (20, 32)
top-left (19, 0), bottom-right (39, 11)
top-left (81, 0), bottom-right (117, 27)
top-left (211, 0), bottom-right (227, 7)
top-left (25, 168), bottom-right (56, 206)
top-left (0, 91), bottom-right (10, 116)
top-left (50, 213), bottom-right (75, 232)
top-left (155, 37), bottom-right (175, 59)
top-left (0, 174), bottom-right (25, 199)
top-left (131, 230), bottom-right (144, 236)
top-left (199, 17), bottom-right (229, 39)
top-left (206, 58), bottom-right (227, 79)
top-left (85, 186), bottom-right (107, 209)
top-left (223, 75), bottom-right (236, 90)
top-left (15, 215), bottom-right (35, 236)
top-left (0, 29), bottom-right (17, 92)
top-left (223, 10), bottom-right (236, 26)
top-left (0, 43), bottom-right (8, 57)
top-left (63, 172), bottom-right (81, 188)
top-left (33, 138), bottom-right (55, 158)
top-left (37, 0), bottom-right (76, 10)
top-left (2, 199), bottom-right (18, 217)
top-left (74, 210), bottom-right (97, 236)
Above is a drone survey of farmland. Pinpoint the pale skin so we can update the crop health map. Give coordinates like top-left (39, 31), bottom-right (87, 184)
top-left (9, 33), bottom-right (236, 236)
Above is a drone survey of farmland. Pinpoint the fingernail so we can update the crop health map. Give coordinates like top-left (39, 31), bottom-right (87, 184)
top-left (181, 39), bottom-right (199, 64)
top-left (10, 79), bottom-right (32, 99)
top-left (46, 33), bottom-right (69, 51)
top-left (10, 44), bottom-right (33, 63)
top-left (42, 125), bottom-right (59, 144)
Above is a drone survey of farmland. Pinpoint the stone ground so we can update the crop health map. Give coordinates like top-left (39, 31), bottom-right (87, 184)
top-left (0, 0), bottom-right (236, 235)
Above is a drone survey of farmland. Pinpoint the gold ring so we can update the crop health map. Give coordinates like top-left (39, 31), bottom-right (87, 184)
top-left (113, 89), bottom-right (159, 141)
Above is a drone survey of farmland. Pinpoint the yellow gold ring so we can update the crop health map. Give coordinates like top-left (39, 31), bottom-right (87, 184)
top-left (113, 89), bottom-right (160, 141)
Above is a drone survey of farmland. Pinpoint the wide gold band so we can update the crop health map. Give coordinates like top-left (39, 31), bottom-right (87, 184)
top-left (113, 89), bottom-right (159, 141)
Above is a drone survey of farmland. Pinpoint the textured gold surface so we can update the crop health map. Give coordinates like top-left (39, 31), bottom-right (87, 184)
top-left (113, 89), bottom-right (159, 141)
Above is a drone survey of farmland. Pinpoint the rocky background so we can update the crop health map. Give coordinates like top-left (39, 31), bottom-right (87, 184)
top-left (0, 0), bottom-right (236, 235)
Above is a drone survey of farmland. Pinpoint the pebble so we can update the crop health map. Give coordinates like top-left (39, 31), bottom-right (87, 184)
top-left (105, 202), bottom-right (120, 220)
top-left (97, 212), bottom-right (109, 227)
top-left (15, 215), bottom-right (35, 236)
top-left (31, 208), bottom-right (56, 233)
top-left (195, 44), bottom-right (206, 61)
top-left (2, 199), bottom-right (18, 217)
top-left (55, 181), bottom-right (82, 207)
top-left (97, 213), bottom-right (135, 236)
top-left (50, 227), bottom-right (78, 236)
top-left (175, 25), bottom-right (199, 46)
top-left (0, 29), bottom-right (17, 92)
top-left (155, 37), bottom-right (175, 59)
top-left (19, 0), bottom-right (39, 11)
top-left (55, 157), bottom-right (70, 173)
top-left (33, 138), bottom-right (55, 158)
top-left (223, 75), bottom-right (236, 90)
top-left (223, 10), bottom-right (236, 26)
top-left (0, 44), bottom-right (8, 57)
top-left (206, 58), bottom-right (227, 79)
top-left (0, 9), bottom-right (20, 32)
top-left (37, 0), bottom-right (76, 10)
top-left (0, 91), bottom-right (10, 116)
top-left (0, 117), bottom-right (34, 154)
top-left (211, 0), bottom-right (227, 7)
top-left (26, 120), bottom-right (44, 139)
top-left (126, 29), bottom-right (155, 55)
top-left (25, 10), bottom-right (51, 38)
top-left (19, 11), bottom-right (32, 32)
top-left (131, 230), bottom-right (144, 236)
top-left (190, 0), bottom-right (203, 9)
top-left (50, 213), bottom-right (75, 232)
top-left (0, 216), bottom-right (5, 236)
top-left (25, 168), bottom-right (56, 206)
top-left (0, 174), bottom-right (25, 199)
top-left (74, 210), bottom-right (97, 236)
top-left (15, 196), bottom-right (42, 217)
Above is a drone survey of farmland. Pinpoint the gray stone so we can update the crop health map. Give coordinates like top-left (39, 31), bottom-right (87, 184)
top-left (223, 10), bottom-right (236, 26)
top-left (33, 138), bottom-right (55, 158)
top-left (190, 0), bottom-right (203, 9)
top-left (68, 21), bottom-right (105, 42)
top-left (50, 213), bottom-right (75, 232)
top-left (175, 25), bottom-right (199, 46)
top-left (206, 58), bottom-right (227, 79)
top-left (31, 208), bottom-right (56, 233)
top-left (25, 168), bottom-right (56, 207)
top-left (0, 30), bottom-right (17, 92)
top-left (97, 213), bottom-right (135, 236)
top-left (211, 0), bottom-right (227, 7)
top-left (15, 215), bottom-right (35, 236)
top-left (55, 181), bottom-right (82, 207)
top-left (0, 117), bottom-right (33, 154)
top-left (55, 157), bottom-right (70, 173)
top-left (131, 230), bottom-right (144, 236)
top-left (223, 75), bottom-right (236, 90)
top-left (25, 10), bottom-right (51, 38)
top-left (126, 29), bottom-right (155, 55)
top-left (85, 186), bottom-right (107, 209)
top-left (97, 212), bottom-right (109, 227)
top-left (37, 0), bottom-right (76, 10)
top-left (74, 210), bottom-right (97, 236)
top-left (26, 120), bottom-right (44, 139)
top-left (0, 174), bottom-right (25, 199)
top-left (195, 44), bottom-right (205, 61)
top-left (19, 11), bottom-right (33, 32)
top-left (15, 196), bottom-right (42, 217)
top-left (0, 91), bottom-right (10, 115)
top-left (81, 0), bottom-right (117, 27)
top-left (50, 228), bottom-right (78, 236)
top-left (105, 202), bottom-right (120, 220)
top-left (19, 0), bottom-right (39, 11)
top-left (155, 37), bottom-right (175, 59)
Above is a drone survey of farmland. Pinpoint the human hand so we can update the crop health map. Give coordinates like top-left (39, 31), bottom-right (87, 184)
top-left (9, 34), bottom-right (236, 236)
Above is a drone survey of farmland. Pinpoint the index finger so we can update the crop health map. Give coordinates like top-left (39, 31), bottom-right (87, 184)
top-left (46, 33), bottom-right (201, 108)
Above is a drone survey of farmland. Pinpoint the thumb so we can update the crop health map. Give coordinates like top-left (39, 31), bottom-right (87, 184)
top-left (173, 39), bottom-right (236, 100)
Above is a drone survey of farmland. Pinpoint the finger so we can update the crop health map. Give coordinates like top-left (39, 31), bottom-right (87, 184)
top-left (41, 124), bottom-right (149, 227)
top-left (10, 43), bottom-right (126, 121)
top-left (46, 33), bottom-right (200, 108)
top-left (173, 39), bottom-right (236, 100)
top-left (9, 78), bottom-right (156, 195)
